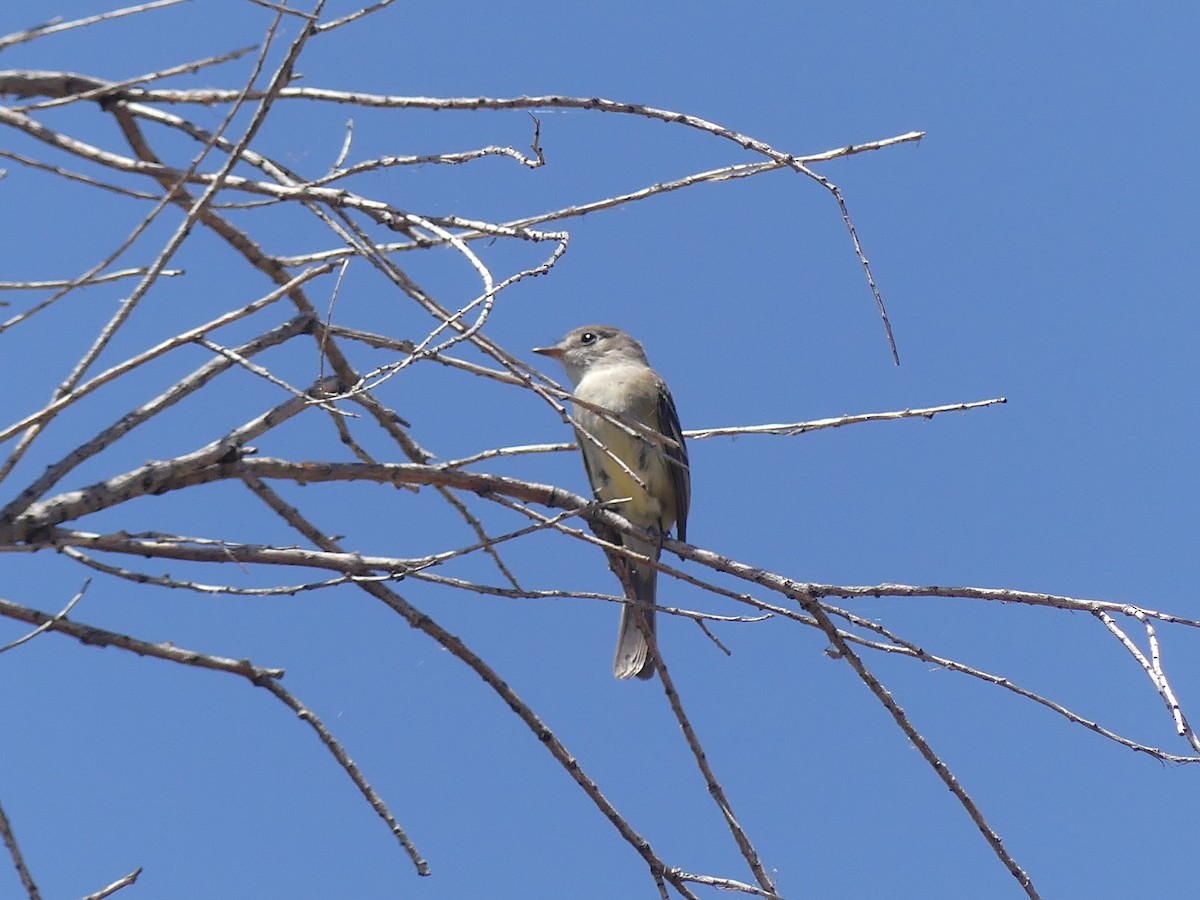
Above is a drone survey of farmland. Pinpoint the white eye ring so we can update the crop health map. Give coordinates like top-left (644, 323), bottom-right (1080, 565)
top-left (580, 332), bottom-right (597, 345)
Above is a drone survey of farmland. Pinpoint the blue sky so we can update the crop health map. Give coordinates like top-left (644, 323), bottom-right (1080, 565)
top-left (2, 2), bottom-right (1198, 898)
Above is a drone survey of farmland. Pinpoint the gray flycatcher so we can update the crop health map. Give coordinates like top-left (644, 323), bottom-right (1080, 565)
top-left (534, 325), bottom-right (690, 679)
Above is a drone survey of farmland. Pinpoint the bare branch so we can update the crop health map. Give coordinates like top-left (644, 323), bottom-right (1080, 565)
top-left (239, 471), bottom-right (696, 895)
top-left (314, 0), bottom-right (397, 33)
top-left (0, 267), bottom-right (330, 445)
top-left (0, 595), bottom-right (284, 679)
top-left (0, 318), bottom-right (320, 522)
top-left (252, 676), bottom-right (430, 876)
top-left (651, 648), bottom-right (776, 894)
top-left (0, 799), bottom-right (40, 900)
top-left (801, 598), bottom-right (1042, 898)
top-left (0, 578), bottom-right (88, 654)
top-left (13, 46), bottom-right (257, 112)
top-left (0, 267), bottom-right (183, 291)
top-left (80, 867), bottom-right (142, 900)
top-left (686, 398), bottom-right (1008, 439)
top-left (1096, 610), bottom-right (1200, 753)
top-left (0, 148), bottom-right (164, 203)
top-left (61, 546), bottom-right (355, 596)
top-left (0, 592), bottom-right (428, 873)
top-left (0, 0), bottom-right (185, 51)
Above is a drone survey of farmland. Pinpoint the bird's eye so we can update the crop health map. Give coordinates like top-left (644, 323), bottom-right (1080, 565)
top-left (580, 331), bottom-right (597, 345)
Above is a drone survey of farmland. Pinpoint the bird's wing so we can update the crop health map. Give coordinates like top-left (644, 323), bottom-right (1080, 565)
top-left (572, 424), bottom-right (605, 500)
top-left (655, 376), bottom-right (690, 543)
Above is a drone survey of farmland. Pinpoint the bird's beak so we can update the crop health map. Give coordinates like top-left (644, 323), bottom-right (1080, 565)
top-left (532, 345), bottom-right (562, 359)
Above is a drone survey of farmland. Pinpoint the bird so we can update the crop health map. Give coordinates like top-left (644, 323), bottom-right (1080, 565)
top-left (533, 325), bottom-right (690, 679)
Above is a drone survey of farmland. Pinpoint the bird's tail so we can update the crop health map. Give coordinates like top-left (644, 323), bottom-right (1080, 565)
top-left (613, 534), bottom-right (658, 680)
